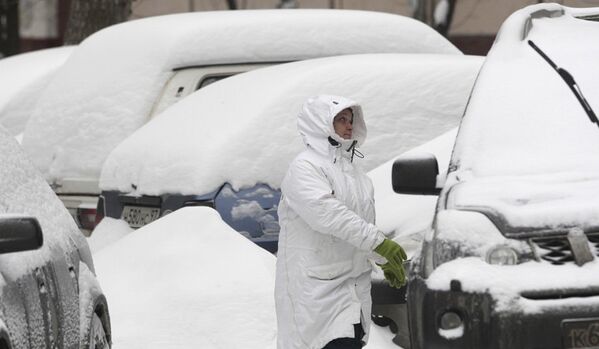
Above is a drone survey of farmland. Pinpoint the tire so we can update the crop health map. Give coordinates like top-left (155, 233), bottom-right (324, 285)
top-left (371, 314), bottom-right (391, 327)
top-left (89, 313), bottom-right (109, 349)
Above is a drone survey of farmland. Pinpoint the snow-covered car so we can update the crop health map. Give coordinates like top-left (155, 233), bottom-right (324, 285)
top-left (0, 46), bottom-right (74, 137)
top-left (0, 126), bottom-right (110, 348)
top-left (20, 9), bottom-right (460, 236)
top-left (392, 4), bottom-right (599, 348)
top-left (97, 53), bottom-right (483, 253)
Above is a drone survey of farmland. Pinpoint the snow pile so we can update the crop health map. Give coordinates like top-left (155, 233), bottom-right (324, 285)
top-left (0, 46), bottom-right (74, 135)
top-left (22, 9), bottom-right (460, 184)
top-left (100, 54), bottom-right (481, 196)
top-left (87, 217), bottom-right (133, 254)
top-left (92, 206), bottom-right (403, 349)
top-left (93, 207), bottom-right (277, 349)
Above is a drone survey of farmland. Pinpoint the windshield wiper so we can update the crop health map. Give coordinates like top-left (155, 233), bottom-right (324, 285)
top-left (528, 40), bottom-right (598, 128)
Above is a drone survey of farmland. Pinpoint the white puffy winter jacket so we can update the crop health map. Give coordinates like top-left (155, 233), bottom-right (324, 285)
top-left (275, 95), bottom-right (386, 349)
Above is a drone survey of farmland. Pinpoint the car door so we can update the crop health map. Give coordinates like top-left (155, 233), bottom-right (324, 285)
top-left (0, 256), bottom-right (53, 349)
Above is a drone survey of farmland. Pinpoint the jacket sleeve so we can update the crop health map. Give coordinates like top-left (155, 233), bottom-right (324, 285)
top-left (281, 158), bottom-right (385, 252)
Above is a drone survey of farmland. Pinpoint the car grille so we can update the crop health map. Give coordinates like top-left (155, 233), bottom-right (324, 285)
top-left (532, 233), bottom-right (599, 265)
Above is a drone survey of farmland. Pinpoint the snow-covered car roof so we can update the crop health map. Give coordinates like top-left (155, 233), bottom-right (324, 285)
top-left (447, 4), bottom-right (599, 232)
top-left (99, 53), bottom-right (482, 196)
top-left (21, 9), bottom-right (460, 183)
top-left (0, 46), bottom-right (74, 135)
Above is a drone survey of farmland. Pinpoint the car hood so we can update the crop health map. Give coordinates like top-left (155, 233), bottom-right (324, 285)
top-left (446, 173), bottom-right (599, 237)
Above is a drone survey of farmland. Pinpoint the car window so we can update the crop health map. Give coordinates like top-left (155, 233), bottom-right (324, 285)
top-left (196, 74), bottom-right (234, 90)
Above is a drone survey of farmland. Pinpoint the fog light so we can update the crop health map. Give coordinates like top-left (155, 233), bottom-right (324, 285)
top-left (438, 310), bottom-right (464, 339)
top-left (486, 246), bottom-right (518, 265)
top-left (440, 311), bottom-right (462, 330)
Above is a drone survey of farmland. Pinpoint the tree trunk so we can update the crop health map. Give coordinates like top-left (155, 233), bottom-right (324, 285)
top-left (63, 0), bottom-right (131, 45)
top-left (226, 0), bottom-right (238, 10)
top-left (0, 0), bottom-right (19, 57)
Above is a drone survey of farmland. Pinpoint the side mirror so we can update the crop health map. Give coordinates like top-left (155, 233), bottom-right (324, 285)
top-left (0, 216), bottom-right (43, 254)
top-left (392, 152), bottom-right (441, 195)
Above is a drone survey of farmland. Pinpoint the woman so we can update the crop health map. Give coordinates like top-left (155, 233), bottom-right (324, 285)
top-left (275, 95), bottom-right (406, 349)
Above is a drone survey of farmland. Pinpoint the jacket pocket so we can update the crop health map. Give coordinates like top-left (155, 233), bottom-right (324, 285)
top-left (306, 260), bottom-right (353, 280)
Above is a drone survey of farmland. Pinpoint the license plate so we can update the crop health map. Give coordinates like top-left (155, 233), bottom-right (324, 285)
top-left (121, 206), bottom-right (160, 228)
top-left (562, 318), bottom-right (599, 348)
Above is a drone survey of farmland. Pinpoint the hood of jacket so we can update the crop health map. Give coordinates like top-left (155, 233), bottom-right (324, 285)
top-left (297, 95), bottom-right (367, 160)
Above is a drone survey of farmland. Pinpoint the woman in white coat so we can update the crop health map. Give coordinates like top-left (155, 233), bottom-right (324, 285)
top-left (275, 95), bottom-right (407, 349)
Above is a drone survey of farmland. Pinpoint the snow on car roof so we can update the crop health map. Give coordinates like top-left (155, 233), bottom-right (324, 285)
top-left (0, 46), bottom-right (74, 135)
top-left (21, 9), bottom-right (460, 184)
top-left (99, 53), bottom-right (482, 196)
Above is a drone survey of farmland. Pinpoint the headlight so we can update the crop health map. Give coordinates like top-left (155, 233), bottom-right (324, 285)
top-left (486, 245), bottom-right (518, 265)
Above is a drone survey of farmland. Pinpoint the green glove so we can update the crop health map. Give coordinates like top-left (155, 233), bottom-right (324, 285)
top-left (380, 263), bottom-right (404, 288)
top-left (375, 238), bottom-right (407, 288)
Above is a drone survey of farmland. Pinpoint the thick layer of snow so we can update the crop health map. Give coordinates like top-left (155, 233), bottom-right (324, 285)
top-left (93, 207), bottom-right (277, 348)
top-left (22, 9), bottom-right (460, 186)
top-left (427, 257), bottom-right (599, 313)
top-left (0, 46), bottom-right (74, 135)
top-left (446, 5), bottom-right (599, 232)
top-left (424, 4), bottom-right (599, 312)
top-left (453, 7), bottom-right (599, 178)
top-left (100, 54), bottom-right (481, 196)
top-left (93, 207), bottom-right (403, 348)
top-left (87, 217), bottom-right (133, 254)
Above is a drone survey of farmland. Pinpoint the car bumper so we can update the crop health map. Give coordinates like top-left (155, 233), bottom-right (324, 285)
top-left (408, 276), bottom-right (599, 349)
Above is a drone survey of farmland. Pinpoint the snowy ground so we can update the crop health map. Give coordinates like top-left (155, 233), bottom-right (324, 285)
top-left (92, 209), bottom-right (404, 348)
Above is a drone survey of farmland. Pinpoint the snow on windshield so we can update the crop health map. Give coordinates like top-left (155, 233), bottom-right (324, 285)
top-left (445, 8), bottom-right (599, 230)
top-left (0, 46), bottom-right (74, 135)
top-left (453, 12), bottom-right (599, 178)
top-left (21, 9), bottom-right (460, 184)
top-left (99, 54), bottom-right (482, 196)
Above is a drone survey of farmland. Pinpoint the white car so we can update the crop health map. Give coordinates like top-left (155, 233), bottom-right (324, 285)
top-left (97, 52), bottom-right (483, 253)
top-left (20, 9), bottom-right (460, 235)
top-left (392, 4), bottom-right (599, 348)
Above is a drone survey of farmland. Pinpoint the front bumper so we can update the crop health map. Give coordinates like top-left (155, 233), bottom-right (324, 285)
top-left (408, 276), bottom-right (599, 349)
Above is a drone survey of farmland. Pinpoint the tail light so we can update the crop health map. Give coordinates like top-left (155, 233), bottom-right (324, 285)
top-left (77, 208), bottom-right (98, 231)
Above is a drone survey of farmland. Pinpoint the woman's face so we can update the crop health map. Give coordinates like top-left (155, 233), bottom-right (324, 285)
top-left (333, 108), bottom-right (353, 139)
